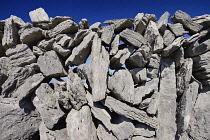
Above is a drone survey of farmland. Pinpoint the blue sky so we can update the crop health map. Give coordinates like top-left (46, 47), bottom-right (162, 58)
top-left (1, 0), bottom-right (210, 25)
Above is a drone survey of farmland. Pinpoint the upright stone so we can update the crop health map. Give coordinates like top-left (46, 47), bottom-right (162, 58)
top-left (29, 8), bottom-right (50, 23)
top-left (101, 24), bottom-right (115, 45)
top-left (157, 11), bottom-right (170, 33)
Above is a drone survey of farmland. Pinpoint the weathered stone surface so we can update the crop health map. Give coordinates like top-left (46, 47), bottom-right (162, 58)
top-left (68, 29), bottom-right (89, 48)
top-left (67, 68), bottom-right (87, 110)
top-left (162, 36), bottom-right (185, 57)
top-left (147, 54), bottom-right (160, 69)
top-left (187, 86), bottom-right (210, 140)
top-left (39, 121), bottom-right (69, 140)
top-left (147, 92), bottom-right (160, 115)
top-left (132, 136), bottom-right (155, 140)
top-left (97, 124), bottom-right (117, 140)
top-left (48, 20), bottom-right (78, 38)
top-left (134, 123), bottom-right (155, 137)
top-left (168, 23), bottom-right (189, 36)
top-left (177, 81), bottom-right (199, 134)
top-left (171, 10), bottom-right (203, 33)
top-left (176, 58), bottom-right (193, 96)
top-left (76, 64), bottom-right (90, 80)
top-left (130, 68), bottom-right (147, 84)
top-left (147, 68), bottom-right (159, 79)
top-left (52, 42), bottom-right (71, 57)
top-left (108, 69), bottom-right (135, 104)
top-left (89, 22), bottom-right (101, 32)
top-left (89, 34), bottom-right (109, 102)
top-left (192, 14), bottom-right (210, 27)
top-left (134, 13), bottom-right (144, 33)
top-left (65, 32), bottom-right (95, 66)
top-left (134, 78), bottom-right (159, 105)
top-left (172, 46), bottom-right (184, 68)
top-left (55, 34), bottom-right (73, 47)
top-left (0, 97), bottom-right (41, 140)
top-left (110, 34), bottom-right (120, 55)
top-left (32, 83), bottom-right (65, 129)
top-left (153, 35), bottom-right (164, 53)
top-left (29, 8), bottom-right (50, 23)
top-left (110, 46), bottom-right (134, 69)
top-left (139, 98), bottom-right (151, 109)
top-left (49, 16), bottom-right (74, 29)
top-left (156, 58), bottom-right (177, 140)
top-left (144, 20), bottom-right (159, 45)
top-left (33, 46), bottom-right (45, 56)
top-left (79, 18), bottom-right (89, 29)
top-left (6, 44), bottom-right (36, 67)
top-left (119, 28), bottom-right (147, 48)
top-left (101, 24), bottom-right (115, 45)
top-left (37, 50), bottom-right (67, 77)
top-left (103, 96), bottom-right (158, 128)
top-left (37, 38), bottom-right (55, 51)
top-left (163, 29), bottom-right (176, 46)
top-left (0, 57), bottom-right (10, 87)
top-left (157, 11), bottom-right (170, 33)
top-left (126, 43), bottom-right (151, 69)
top-left (66, 106), bottom-right (97, 140)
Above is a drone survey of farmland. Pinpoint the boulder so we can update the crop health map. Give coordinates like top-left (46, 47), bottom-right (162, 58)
top-left (29, 8), bottom-right (50, 23)
top-left (157, 11), bottom-right (170, 33)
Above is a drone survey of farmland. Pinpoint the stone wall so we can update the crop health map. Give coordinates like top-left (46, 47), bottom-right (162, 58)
top-left (0, 8), bottom-right (210, 140)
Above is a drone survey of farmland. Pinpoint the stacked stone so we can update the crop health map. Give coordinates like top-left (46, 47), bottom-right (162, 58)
top-left (0, 8), bottom-right (210, 140)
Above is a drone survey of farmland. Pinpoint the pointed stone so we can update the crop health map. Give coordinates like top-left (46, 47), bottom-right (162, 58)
top-left (163, 29), bottom-right (176, 46)
top-left (110, 34), bottom-right (120, 56)
top-left (101, 24), bottom-right (115, 45)
top-left (134, 13), bottom-right (144, 33)
top-left (68, 29), bottom-right (89, 48)
top-left (97, 124), bottom-right (117, 140)
top-left (29, 8), bottom-right (50, 23)
top-left (168, 23), bottom-right (189, 36)
top-left (130, 68), bottom-right (147, 84)
top-left (79, 18), bottom-right (89, 29)
top-left (157, 11), bottom-right (170, 33)
top-left (89, 22), bottom-right (101, 32)
top-left (66, 106), bottom-right (97, 140)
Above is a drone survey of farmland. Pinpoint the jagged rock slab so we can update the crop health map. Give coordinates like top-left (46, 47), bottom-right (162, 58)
top-left (68, 29), bottom-right (89, 48)
top-left (32, 83), bottom-right (65, 129)
top-left (55, 34), bottom-right (73, 47)
top-left (108, 69), bottom-right (135, 104)
top-left (0, 57), bottom-right (10, 86)
top-left (147, 68), bottom-right (159, 79)
top-left (66, 106), bottom-right (97, 140)
top-left (49, 16), bottom-right (74, 29)
top-left (156, 58), bottom-right (177, 140)
top-left (168, 23), bottom-right (189, 36)
top-left (97, 124), bottom-right (117, 140)
top-left (147, 92), bottom-right (160, 115)
top-left (110, 34), bottom-right (120, 55)
top-left (39, 121), bottom-right (69, 140)
top-left (192, 14), bottom-right (210, 27)
top-left (101, 24), bottom-right (115, 45)
top-left (37, 38), bottom-right (54, 51)
top-left (147, 54), bottom-right (160, 69)
top-left (79, 18), bottom-right (89, 29)
top-left (67, 68), bottom-right (87, 110)
top-left (89, 22), bottom-right (101, 32)
top-left (134, 13), bottom-right (144, 33)
top-left (103, 96), bottom-right (158, 129)
top-left (119, 28), bottom-right (147, 48)
top-left (163, 29), bottom-right (175, 46)
top-left (6, 44), bottom-right (36, 67)
top-left (33, 46), bottom-right (45, 56)
top-left (89, 34), bottom-right (109, 102)
top-left (157, 11), bottom-right (170, 33)
top-left (139, 98), bottom-right (152, 109)
top-left (48, 20), bottom-right (78, 38)
top-left (177, 81), bottom-right (199, 134)
top-left (153, 35), bottom-right (164, 53)
top-left (52, 42), bottom-right (71, 57)
top-left (77, 63), bottom-right (90, 80)
top-left (172, 46), bottom-right (185, 68)
top-left (134, 123), bottom-right (155, 137)
top-left (126, 43), bottom-right (151, 69)
top-left (65, 32), bottom-right (95, 66)
top-left (144, 20), bottom-right (159, 45)
top-left (171, 10), bottom-right (203, 33)
top-left (29, 8), bottom-right (49, 23)
top-left (37, 50), bottom-right (67, 77)
top-left (130, 68), bottom-right (147, 84)
top-left (0, 97), bottom-right (41, 140)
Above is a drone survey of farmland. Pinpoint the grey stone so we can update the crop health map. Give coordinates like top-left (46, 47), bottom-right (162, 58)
top-left (52, 42), bottom-right (71, 57)
top-left (172, 46), bottom-right (185, 68)
top-left (65, 32), bottom-right (95, 66)
top-left (177, 81), bottom-right (199, 134)
top-left (132, 136), bottom-right (155, 140)
top-left (0, 43), bottom-right (5, 57)
top-left (162, 36), bottom-right (185, 57)
top-left (67, 68), bottom-right (87, 110)
top-left (29, 8), bottom-right (50, 23)
top-left (134, 13), bottom-right (144, 33)
top-left (108, 69), bottom-right (135, 104)
top-left (39, 121), bottom-right (69, 140)
top-left (89, 34), bottom-right (109, 102)
top-left (6, 44), bottom-right (36, 67)
top-left (68, 29), bottom-right (89, 48)
top-left (97, 124), bottom-right (117, 140)
top-left (139, 98), bottom-right (152, 109)
top-left (147, 68), bottom-right (159, 79)
top-left (171, 10), bottom-right (203, 33)
top-left (55, 34), bottom-right (73, 47)
top-left (0, 57), bottom-right (10, 87)
top-left (119, 28), bottom-right (148, 48)
top-left (156, 58), bottom-right (177, 140)
top-left (147, 92), bottom-right (160, 115)
top-left (110, 34), bottom-right (120, 56)
top-left (37, 38), bottom-right (55, 51)
top-left (130, 68), bottom-right (147, 84)
top-left (79, 18), bottom-right (89, 29)
top-left (192, 14), bottom-right (210, 27)
top-left (101, 24), bottom-right (115, 45)
top-left (134, 123), bottom-right (155, 137)
top-left (48, 20), bottom-right (78, 38)
top-left (32, 83), bottom-right (65, 129)
top-left (77, 64), bottom-right (90, 80)
top-left (33, 46), bottom-right (45, 56)
top-left (49, 16), bottom-right (74, 29)
top-left (126, 43), bottom-right (151, 69)
top-left (157, 11), bottom-right (170, 33)
top-left (66, 106), bottom-right (97, 140)
top-left (103, 96), bottom-right (158, 128)
top-left (168, 23), bottom-right (189, 36)
top-left (134, 78), bottom-right (159, 105)
top-left (147, 54), bottom-right (160, 69)
top-left (110, 46), bottom-right (134, 69)
top-left (54, 78), bottom-right (72, 110)
top-left (163, 30), bottom-right (176, 46)
top-left (0, 97), bottom-right (41, 140)
top-left (153, 35), bottom-right (164, 53)
top-left (89, 22), bottom-right (101, 32)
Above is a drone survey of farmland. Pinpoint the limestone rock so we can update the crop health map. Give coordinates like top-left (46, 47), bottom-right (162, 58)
top-left (132, 136), bottom-right (155, 140)
top-left (66, 106), bottom-right (97, 140)
top-left (130, 68), bottom-right (147, 84)
top-left (110, 34), bottom-right (120, 56)
top-left (89, 34), bottom-right (109, 102)
top-left (79, 18), bottom-right (89, 29)
top-left (147, 68), bottom-right (159, 79)
top-left (134, 123), bottom-right (155, 137)
top-left (139, 98), bottom-right (152, 109)
top-left (32, 83), bottom-right (65, 129)
top-left (103, 96), bottom-right (158, 129)
top-left (29, 8), bottom-right (50, 23)
top-left (52, 42), bottom-right (71, 57)
top-left (147, 54), bottom-right (160, 69)
top-left (77, 64), bottom-right (90, 80)
top-left (147, 92), bottom-right (160, 115)
top-left (157, 11), bottom-right (170, 33)
top-left (171, 10), bottom-right (203, 33)
top-left (37, 38), bottom-right (55, 51)
top-left (89, 22), bottom-right (101, 32)
top-left (172, 46), bottom-right (185, 68)
top-left (65, 32), bottom-right (95, 66)
top-left (119, 28), bottom-right (147, 48)
top-left (97, 124), bottom-right (117, 140)
top-left (55, 34), bottom-right (73, 47)
top-left (163, 30), bottom-right (175, 46)
top-left (33, 46), bottom-right (45, 56)
top-left (134, 13), bottom-right (144, 33)
top-left (108, 69), bottom-right (135, 104)
top-left (192, 14), bottom-right (210, 27)
top-left (37, 50), bottom-right (67, 77)
top-left (168, 23), bottom-right (189, 36)
top-left (0, 57), bottom-right (10, 87)
top-left (6, 44), bottom-right (36, 67)
top-left (144, 20), bottom-right (159, 46)
top-left (68, 29), bottom-right (89, 48)
top-left (49, 16), bottom-right (74, 29)
top-left (101, 24), bottom-right (115, 45)
top-left (153, 35), bottom-right (164, 53)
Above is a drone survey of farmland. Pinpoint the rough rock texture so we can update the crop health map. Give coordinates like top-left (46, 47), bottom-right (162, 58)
top-left (157, 11), bottom-right (170, 33)
top-left (97, 124), bottom-right (117, 140)
top-left (29, 8), bottom-right (50, 23)
top-left (101, 24), bottom-right (115, 45)
top-left (192, 14), bottom-right (210, 27)
top-left (168, 23), bottom-right (189, 36)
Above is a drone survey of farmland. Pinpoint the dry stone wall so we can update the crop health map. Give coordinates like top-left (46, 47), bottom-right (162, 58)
top-left (0, 7), bottom-right (210, 140)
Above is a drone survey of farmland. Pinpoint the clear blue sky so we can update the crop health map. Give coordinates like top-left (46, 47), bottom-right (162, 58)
top-left (1, 0), bottom-right (210, 25)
